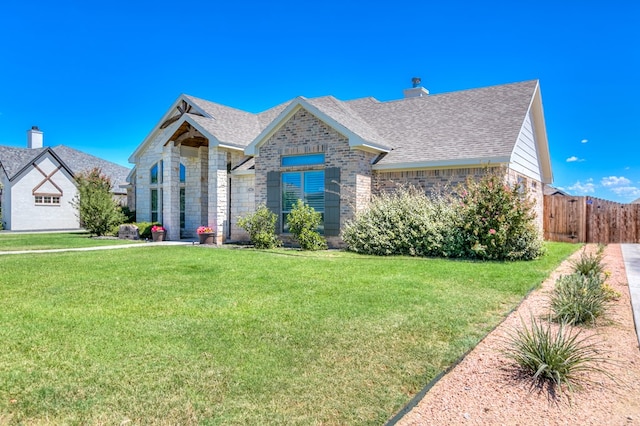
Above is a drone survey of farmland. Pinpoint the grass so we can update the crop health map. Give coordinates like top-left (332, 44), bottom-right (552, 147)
top-left (0, 242), bottom-right (578, 424)
top-left (0, 231), bottom-right (142, 251)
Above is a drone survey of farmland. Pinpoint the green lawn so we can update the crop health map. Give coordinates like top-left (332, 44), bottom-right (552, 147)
top-left (0, 243), bottom-right (579, 424)
top-left (0, 232), bottom-right (142, 251)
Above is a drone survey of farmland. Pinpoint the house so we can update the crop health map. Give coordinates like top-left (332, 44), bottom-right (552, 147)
top-left (0, 127), bottom-right (130, 231)
top-left (128, 79), bottom-right (552, 245)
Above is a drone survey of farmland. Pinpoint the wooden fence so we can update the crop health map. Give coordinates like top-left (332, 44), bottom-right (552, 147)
top-left (543, 195), bottom-right (640, 244)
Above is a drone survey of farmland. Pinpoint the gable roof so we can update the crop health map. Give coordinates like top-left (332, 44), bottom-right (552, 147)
top-left (130, 80), bottom-right (550, 182)
top-left (244, 80), bottom-right (548, 174)
top-left (347, 80), bottom-right (540, 167)
top-left (0, 144), bottom-right (130, 192)
top-left (129, 94), bottom-right (290, 162)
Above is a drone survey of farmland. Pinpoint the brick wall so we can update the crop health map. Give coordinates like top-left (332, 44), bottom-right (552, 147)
top-left (254, 108), bottom-right (377, 239)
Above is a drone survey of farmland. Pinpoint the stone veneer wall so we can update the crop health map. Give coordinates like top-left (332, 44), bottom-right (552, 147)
top-left (229, 173), bottom-right (255, 241)
top-left (254, 108), bottom-right (378, 246)
top-left (373, 166), bottom-right (544, 233)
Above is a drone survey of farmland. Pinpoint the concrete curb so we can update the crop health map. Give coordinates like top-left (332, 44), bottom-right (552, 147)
top-left (621, 244), bottom-right (640, 348)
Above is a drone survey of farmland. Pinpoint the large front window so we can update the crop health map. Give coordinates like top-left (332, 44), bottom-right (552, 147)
top-left (282, 170), bottom-right (324, 233)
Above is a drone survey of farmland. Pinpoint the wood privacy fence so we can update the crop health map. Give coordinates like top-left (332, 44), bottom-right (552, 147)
top-left (543, 195), bottom-right (640, 244)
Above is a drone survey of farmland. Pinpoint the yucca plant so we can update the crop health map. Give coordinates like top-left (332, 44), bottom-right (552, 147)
top-left (504, 316), bottom-right (610, 392)
top-left (571, 248), bottom-right (605, 278)
top-left (550, 273), bottom-right (608, 325)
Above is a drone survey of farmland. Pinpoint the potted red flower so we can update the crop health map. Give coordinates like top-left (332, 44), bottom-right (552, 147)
top-left (151, 225), bottom-right (165, 242)
top-left (197, 226), bottom-right (215, 245)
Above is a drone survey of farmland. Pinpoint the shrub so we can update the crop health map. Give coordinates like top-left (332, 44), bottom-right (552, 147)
top-left (287, 200), bottom-right (327, 250)
top-left (137, 222), bottom-right (161, 240)
top-left (342, 187), bottom-right (457, 256)
top-left (72, 168), bottom-right (126, 236)
top-left (237, 204), bottom-right (281, 249)
top-left (452, 170), bottom-right (545, 260)
top-left (121, 206), bottom-right (136, 223)
top-left (571, 248), bottom-right (605, 278)
top-left (504, 316), bottom-right (610, 392)
top-left (550, 273), bottom-right (608, 325)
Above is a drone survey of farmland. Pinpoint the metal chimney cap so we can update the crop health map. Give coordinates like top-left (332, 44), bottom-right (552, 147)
top-left (31, 126), bottom-right (40, 130)
top-left (411, 77), bottom-right (421, 88)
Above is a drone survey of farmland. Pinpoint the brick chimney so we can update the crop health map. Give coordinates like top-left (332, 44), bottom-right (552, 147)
top-left (27, 126), bottom-right (43, 149)
top-left (403, 77), bottom-right (429, 98)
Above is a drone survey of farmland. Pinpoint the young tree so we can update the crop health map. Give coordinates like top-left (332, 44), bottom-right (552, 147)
top-left (72, 168), bottom-right (125, 236)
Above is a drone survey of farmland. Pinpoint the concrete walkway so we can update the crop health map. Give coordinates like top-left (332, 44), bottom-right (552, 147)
top-left (621, 244), bottom-right (640, 347)
top-left (0, 240), bottom-right (195, 256)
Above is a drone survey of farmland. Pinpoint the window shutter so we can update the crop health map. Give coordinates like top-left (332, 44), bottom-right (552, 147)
top-left (324, 167), bottom-right (340, 236)
top-left (266, 171), bottom-right (281, 232)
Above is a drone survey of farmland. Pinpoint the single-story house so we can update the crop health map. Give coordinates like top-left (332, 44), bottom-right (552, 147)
top-left (128, 79), bottom-right (552, 245)
top-left (0, 127), bottom-right (131, 231)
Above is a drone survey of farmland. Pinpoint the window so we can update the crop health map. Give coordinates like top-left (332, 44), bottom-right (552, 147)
top-left (281, 153), bottom-right (325, 167)
top-left (35, 195), bottom-right (60, 205)
top-left (179, 163), bottom-right (186, 229)
top-left (151, 189), bottom-right (160, 223)
top-left (180, 188), bottom-right (186, 229)
top-left (150, 161), bottom-right (163, 184)
top-left (180, 163), bottom-right (186, 183)
top-left (282, 170), bottom-right (324, 233)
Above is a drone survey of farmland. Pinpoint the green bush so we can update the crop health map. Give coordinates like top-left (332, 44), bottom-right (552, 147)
top-left (550, 273), bottom-right (608, 325)
top-left (137, 222), bottom-right (161, 240)
top-left (238, 205), bottom-right (281, 249)
top-left (287, 200), bottom-right (327, 250)
top-left (452, 170), bottom-right (545, 260)
top-left (72, 168), bottom-right (126, 236)
top-left (342, 187), bottom-right (457, 256)
top-left (504, 316), bottom-right (610, 392)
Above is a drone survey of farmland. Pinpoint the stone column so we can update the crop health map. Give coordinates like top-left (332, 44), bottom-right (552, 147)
top-left (162, 143), bottom-right (180, 240)
top-left (208, 146), bottom-right (228, 245)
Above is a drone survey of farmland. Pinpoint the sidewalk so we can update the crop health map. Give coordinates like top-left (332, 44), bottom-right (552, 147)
top-left (621, 244), bottom-right (640, 347)
top-left (0, 240), bottom-right (195, 256)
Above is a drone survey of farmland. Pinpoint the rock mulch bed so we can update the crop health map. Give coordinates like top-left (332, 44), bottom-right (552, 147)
top-left (397, 244), bottom-right (640, 425)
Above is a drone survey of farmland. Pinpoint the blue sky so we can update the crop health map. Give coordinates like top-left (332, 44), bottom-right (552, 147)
top-left (1, 1), bottom-right (638, 202)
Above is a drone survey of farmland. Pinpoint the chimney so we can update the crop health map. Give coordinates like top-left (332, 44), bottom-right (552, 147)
top-left (403, 77), bottom-right (429, 99)
top-left (27, 126), bottom-right (43, 149)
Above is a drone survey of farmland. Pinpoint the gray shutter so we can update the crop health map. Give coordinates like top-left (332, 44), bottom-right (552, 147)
top-left (324, 167), bottom-right (340, 236)
top-left (266, 171), bottom-right (281, 232)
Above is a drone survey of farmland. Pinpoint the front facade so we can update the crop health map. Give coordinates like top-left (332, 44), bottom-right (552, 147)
top-left (128, 80), bottom-right (552, 244)
top-left (0, 128), bottom-right (131, 231)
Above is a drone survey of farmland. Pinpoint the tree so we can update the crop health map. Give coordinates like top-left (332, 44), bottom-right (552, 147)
top-left (72, 168), bottom-right (125, 236)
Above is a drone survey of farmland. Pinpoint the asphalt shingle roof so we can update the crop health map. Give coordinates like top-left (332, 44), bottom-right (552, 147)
top-left (0, 144), bottom-right (130, 192)
top-left (345, 80), bottom-right (538, 165)
top-left (179, 80), bottom-right (538, 167)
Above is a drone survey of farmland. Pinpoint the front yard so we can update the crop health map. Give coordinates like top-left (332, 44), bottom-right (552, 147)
top-left (0, 231), bottom-right (141, 251)
top-left (0, 243), bottom-right (578, 424)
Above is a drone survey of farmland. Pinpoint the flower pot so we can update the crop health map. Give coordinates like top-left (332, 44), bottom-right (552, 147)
top-left (198, 233), bottom-right (215, 245)
top-left (151, 231), bottom-right (165, 242)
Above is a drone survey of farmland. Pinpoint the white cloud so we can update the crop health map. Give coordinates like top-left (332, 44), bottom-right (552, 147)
top-left (566, 156), bottom-right (585, 162)
top-left (568, 179), bottom-right (596, 194)
top-left (601, 176), bottom-right (631, 187)
top-left (581, 139), bottom-right (588, 143)
top-left (610, 186), bottom-right (640, 197)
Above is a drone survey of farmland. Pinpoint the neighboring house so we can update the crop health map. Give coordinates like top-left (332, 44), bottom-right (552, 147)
top-left (128, 79), bottom-right (552, 245)
top-left (544, 185), bottom-right (570, 196)
top-left (0, 127), bottom-right (130, 231)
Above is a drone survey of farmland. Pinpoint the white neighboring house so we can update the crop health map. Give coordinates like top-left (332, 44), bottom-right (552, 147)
top-left (0, 127), bottom-right (130, 231)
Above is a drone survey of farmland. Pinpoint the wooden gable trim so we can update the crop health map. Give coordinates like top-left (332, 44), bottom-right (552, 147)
top-left (32, 163), bottom-right (64, 196)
